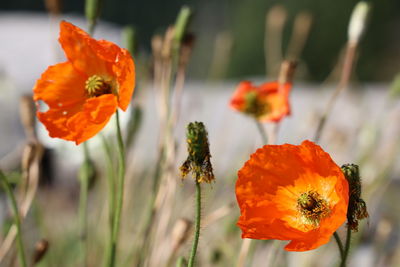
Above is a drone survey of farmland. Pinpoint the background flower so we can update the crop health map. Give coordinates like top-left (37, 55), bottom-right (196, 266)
top-left (229, 81), bottom-right (291, 122)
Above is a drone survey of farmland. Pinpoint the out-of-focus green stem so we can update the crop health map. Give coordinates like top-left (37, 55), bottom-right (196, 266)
top-left (85, 0), bottom-right (102, 35)
top-left (333, 231), bottom-right (344, 261)
top-left (79, 142), bottom-right (90, 267)
top-left (108, 111), bottom-right (126, 267)
top-left (255, 121), bottom-right (268, 145)
top-left (0, 170), bottom-right (27, 267)
top-left (340, 227), bottom-right (352, 267)
top-left (101, 135), bottom-right (116, 266)
top-left (188, 181), bottom-right (201, 267)
top-left (173, 6), bottom-right (192, 52)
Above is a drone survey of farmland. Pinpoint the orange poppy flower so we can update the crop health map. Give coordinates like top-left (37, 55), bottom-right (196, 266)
top-left (236, 140), bottom-right (349, 251)
top-left (33, 21), bottom-right (135, 145)
top-left (229, 81), bottom-right (291, 122)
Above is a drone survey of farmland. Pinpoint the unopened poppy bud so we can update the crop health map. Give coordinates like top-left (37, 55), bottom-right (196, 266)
top-left (33, 239), bottom-right (49, 264)
top-left (348, 2), bottom-right (370, 45)
top-left (173, 6), bottom-right (192, 53)
top-left (180, 122), bottom-right (215, 183)
top-left (341, 164), bottom-right (369, 231)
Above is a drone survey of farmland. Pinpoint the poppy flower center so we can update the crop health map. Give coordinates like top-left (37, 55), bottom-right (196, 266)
top-left (297, 191), bottom-right (330, 225)
top-left (244, 91), bottom-right (270, 118)
top-left (85, 75), bottom-right (113, 98)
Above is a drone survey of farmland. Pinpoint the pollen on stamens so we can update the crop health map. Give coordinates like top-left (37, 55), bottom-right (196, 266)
top-left (85, 75), bottom-right (112, 98)
top-left (297, 191), bottom-right (331, 226)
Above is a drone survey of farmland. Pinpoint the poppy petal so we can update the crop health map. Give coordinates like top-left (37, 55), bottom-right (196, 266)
top-left (59, 21), bottom-right (109, 76)
top-left (235, 141), bottom-right (349, 252)
top-left (67, 94), bottom-right (118, 145)
top-left (33, 62), bottom-right (87, 109)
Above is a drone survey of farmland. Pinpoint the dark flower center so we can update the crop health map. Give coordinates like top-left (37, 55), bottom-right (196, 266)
top-left (85, 75), bottom-right (113, 98)
top-left (244, 91), bottom-right (270, 118)
top-left (297, 191), bottom-right (331, 225)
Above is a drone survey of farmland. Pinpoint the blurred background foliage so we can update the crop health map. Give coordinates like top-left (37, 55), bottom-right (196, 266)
top-left (1, 0), bottom-right (400, 82)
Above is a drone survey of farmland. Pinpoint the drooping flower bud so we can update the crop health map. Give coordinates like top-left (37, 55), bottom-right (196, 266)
top-left (348, 2), bottom-right (370, 45)
top-left (341, 164), bottom-right (369, 231)
top-left (180, 122), bottom-right (215, 183)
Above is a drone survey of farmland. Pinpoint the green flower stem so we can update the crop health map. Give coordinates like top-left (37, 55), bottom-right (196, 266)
top-left (188, 180), bottom-right (201, 267)
top-left (341, 227), bottom-right (352, 267)
top-left (333, 231), bottom-right (344, 261)
top-left (79, 142), bottom-right (90, 267)
top-left (108, 110), bottom-right (126, 267)
top-left (0, 171), bottom-right (27, 267)
top-left (101, 135), bottom-right (116, 266)
top-left (255, 120), bottom-right (268, 145)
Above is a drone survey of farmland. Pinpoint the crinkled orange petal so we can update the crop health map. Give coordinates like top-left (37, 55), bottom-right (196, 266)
top-left (229, 81), bottom-right (291, 122)
top-left (67, 94), bottom-right (118, 145)
top-left (236, 140), bottom-right (349, 252)
top-left (33, 62), bottom-right (86, 141)
top-left (59, 21), bottom-right (108, 76)
top-left (111, 47), bottom-right (135, 111)
top-left (229, 81), bottom-right (253, 111)
top-left (258, 82), bottom-right (291, 122)
top-left (33, 62), bottom-right (87, 109)
top-left (59, 21), bottom-right (135, 111)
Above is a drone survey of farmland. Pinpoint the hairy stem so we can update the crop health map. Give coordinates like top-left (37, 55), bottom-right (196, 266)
top-left (188, 181), bottom-right (201, 267)
top-left (255, 121), bottom-right (268, 145)
top-left (341, 227), bottom-right (352, 267)
top-left (333, 231), bottom-right (345, 261)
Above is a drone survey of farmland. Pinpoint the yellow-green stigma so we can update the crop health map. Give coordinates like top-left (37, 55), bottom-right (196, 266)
top-left (85, 75), bottom-right (112, 98)
top-left (297, 191), bottom-right (330, 226)
top-left (243, 91), bottom-right (270, 118)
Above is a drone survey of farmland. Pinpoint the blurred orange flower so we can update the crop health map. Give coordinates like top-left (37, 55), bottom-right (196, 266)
top-left (33, 21), bottom-right (135, 145)
top-left (236, 140), bottom-right (349, 251)
top-left (229, 81), bottom-right (291, 122)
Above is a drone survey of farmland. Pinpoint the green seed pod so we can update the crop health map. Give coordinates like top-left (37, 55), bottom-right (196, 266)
top-left (180, 122), bottom-right (214, 183)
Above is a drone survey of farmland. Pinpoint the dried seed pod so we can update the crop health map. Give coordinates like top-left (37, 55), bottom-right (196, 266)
top-left (341, 164), bottom-right (369, 231)
top-left (33, 239), bottom-right (49, 264)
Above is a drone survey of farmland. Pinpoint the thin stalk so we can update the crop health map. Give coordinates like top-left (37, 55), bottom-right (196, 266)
top-left (313, 43), bottom-right (357, 143)
top-left (237, 239), bottom-right (252, 267)
top-left (0, 171), bottom-right (27, 267)
top-left (108, 111), bottom-right (126, 267)
top-left (188, 181), bottom-right (201, 267)
top-left (255, 121), bottom-right (268, 145)
top-left (135, 146), bottom-right (165, 266)
top-left (341, 227), bottom-right (352, 267)
top-left (79, 142), bottom-right (90, 267)
top-left (101, 135), bottom-right (116, 266)
top-left (333, 231), bottom-right (344, 261)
